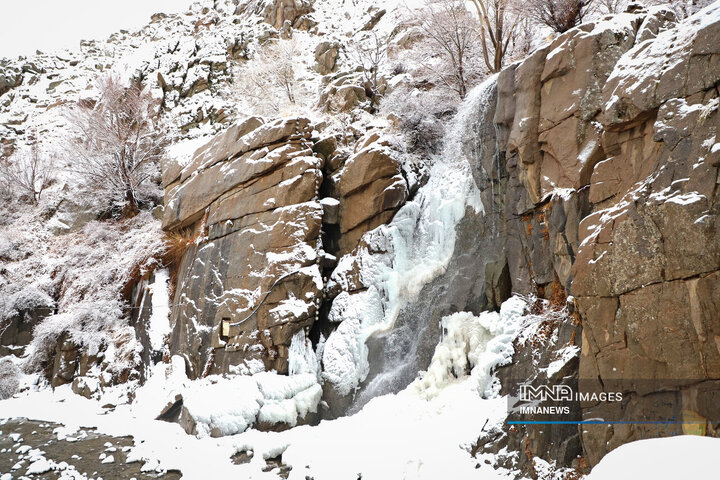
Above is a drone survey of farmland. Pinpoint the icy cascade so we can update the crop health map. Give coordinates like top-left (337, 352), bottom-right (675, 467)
top-left (414, 295), bottom-right (527, 399)
top-left (322, 76), bottom-right (498, 402)
top-left (228, 296), bottom-right (529, 480)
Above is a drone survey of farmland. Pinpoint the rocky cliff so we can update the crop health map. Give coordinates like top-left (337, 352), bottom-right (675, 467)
top-left (155, 2), bottom-right (720, 470)
top-left (465, 2), bottom-right (720, 469)
top-left (2, 0), bottom-right (719, 476)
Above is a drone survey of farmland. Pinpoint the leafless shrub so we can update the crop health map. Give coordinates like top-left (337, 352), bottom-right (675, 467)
top-left (526, 0), bottom-right (594, 33)
top-left (469, 0), bottom-right (521, 73)
top-left (235, 38), bottom-right (306, 116)
top-left (349, 31), bottom-right (389, 111)
top-left (0, 136), bottom-right (55, 205)
top-left (417, 0), bottom-right (483, 98)
top-left (65, 75), bottom-right (164, 214)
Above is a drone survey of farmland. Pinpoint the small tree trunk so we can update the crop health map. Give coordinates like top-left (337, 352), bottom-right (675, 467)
top-left (123, 189), bottom-right (139, 218)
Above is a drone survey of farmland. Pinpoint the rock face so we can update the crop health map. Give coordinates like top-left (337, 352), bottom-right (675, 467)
top-left (570, 5), bottom-right (720, 465)
top-left (334, 136), bottom-right (408, 255)
top-left (162, 118), bottom-right (407, 377)
top-left (314, 41), bottom-right (340, 75)
top-left (163, 117), bottom-right (324, 376)
top-left (462, 4), bottom-right (720, 469)
top-left (238, 0), bottom-right (314, 30)
top-left (0, 63), bottom-right (22, 97)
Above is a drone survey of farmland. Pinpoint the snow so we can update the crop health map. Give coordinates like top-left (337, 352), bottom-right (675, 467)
top-left (133, 355), bottom-right (322, 437)
top-left (147, 269), bottom-right (171, 353)
top-left (0, 295), bottom-right (537, 480)
top-left (226, 296), bottom-right (531, 480)
top-left (546, 345), bottom-right (581, 378)
top-left (586, 436), bottom-right (720, 479)
top-left (26, 456), bottom-right (54, 474)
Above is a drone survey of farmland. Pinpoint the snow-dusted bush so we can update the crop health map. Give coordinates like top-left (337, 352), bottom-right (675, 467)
top-left (0, 285), bottom-right (54, 324)
top-left (6, 212), bottom-right (166, 374)
top-left (525, 0), bottom-right (593, 33)
top-left (0, 139), bottom-right (55, 205)
top-left (234, 37), bottom-right (311, 116)
top-left (382, 83), bottom-right (451, 155)
top-left (0, 357), bottom-right (21, 400)
top-left (25, 298), bottom-right (124, 369)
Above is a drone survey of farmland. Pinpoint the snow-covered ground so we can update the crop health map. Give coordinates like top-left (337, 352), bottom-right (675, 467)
top-left (0, 296), bottom-right (533, 480)
top-left (6, 290), bottom-right (716, 480)
top-left (585, 435), bottom-right (720, 479)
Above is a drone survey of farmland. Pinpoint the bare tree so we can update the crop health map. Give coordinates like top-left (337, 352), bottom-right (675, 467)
top-left (65, 75), bottom-right (164, 214)
top-left (0, 135), bottom-right (54, 205)
top-left (350, 32), bottom-right (388, 111)
top-left (418, 0), bottom-right (481, 98)
top-left (235, 38), bottom-right (302, 115)
top-left (469, 0), bottom-right (520, 73)
top-left (526, 0), bottom-right (594, 33)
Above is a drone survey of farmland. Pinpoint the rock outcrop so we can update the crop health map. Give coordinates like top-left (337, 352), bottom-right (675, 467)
top-left (469, 3), bottom-right (720, 469)
top-left (314, 41), bottom-right (340, 75)
top-left (237, 0), bottom-right (315, 30)
top-left (333, 135), bottom-right (408, 255)
top-left (0, 62), bottom-right (22, 97)
top-left (163, 117), bottom-right (324, 376)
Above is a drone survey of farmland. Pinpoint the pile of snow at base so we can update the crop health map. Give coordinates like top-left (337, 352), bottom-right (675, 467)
top-left (586, 435), bottom-right (720, 479)
top-left (321, 77), bottom-right (496, 397)
top-left (132, 355), bottom-right (322, 437)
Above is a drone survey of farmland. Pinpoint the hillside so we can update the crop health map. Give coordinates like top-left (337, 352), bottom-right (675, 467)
top-left (1, 0), bottom-right (720, 479)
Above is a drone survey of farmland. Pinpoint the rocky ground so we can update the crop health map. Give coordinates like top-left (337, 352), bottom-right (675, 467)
top-left (0, 418), bottom-right (180, 480)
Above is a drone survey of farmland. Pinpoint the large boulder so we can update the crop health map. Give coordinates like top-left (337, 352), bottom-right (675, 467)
top-left (164, 117), bottom-right (324, 376)
top-left (0, 63), bottom-right (22, 97)
top-left (335, 136), bottom-right (408, 255)
top-left (238, 0), bottom-right (314, 30)
top-left (314, 41), bottom-right (340, 75)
